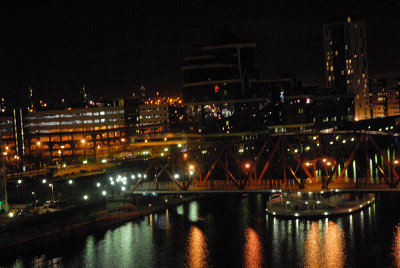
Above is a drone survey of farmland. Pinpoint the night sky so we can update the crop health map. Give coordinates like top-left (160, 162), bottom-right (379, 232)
top-left (1, 0), bottom-right (400, 105)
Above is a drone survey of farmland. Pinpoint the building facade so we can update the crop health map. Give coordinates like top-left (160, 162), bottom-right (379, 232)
top-left (25, 106), bottom-right (127, 162)
top-left (182, 30), bottom-right (258, 103)
top-left (323, 17), bottom-right (370, 120)
top-left (370, 72), bottom-right (400, 118)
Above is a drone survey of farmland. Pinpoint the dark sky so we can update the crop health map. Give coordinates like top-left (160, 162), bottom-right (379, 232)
top-left (1, 0), bottom-right (400, 105)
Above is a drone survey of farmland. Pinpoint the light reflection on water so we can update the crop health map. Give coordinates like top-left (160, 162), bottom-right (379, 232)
top-left (304, 221), bottom-right (345, 268)
top-left (186, 226), bottom-right (209, 268)
top-left (244, 227), bottom-right (263, 268)
top-left (7, 194), bottom-right (400, 268)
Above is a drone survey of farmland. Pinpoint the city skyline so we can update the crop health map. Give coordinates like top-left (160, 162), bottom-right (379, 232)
top-left (1, 1), bottom-right (400, 105)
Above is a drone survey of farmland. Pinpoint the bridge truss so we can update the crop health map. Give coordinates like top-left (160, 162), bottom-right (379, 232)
top-left (131, 130), bottom-right (400, 192)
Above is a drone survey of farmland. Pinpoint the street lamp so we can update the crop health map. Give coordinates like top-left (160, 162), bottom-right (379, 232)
top-left (1, 136), bottom-right (8, 212)
top-left (49, 184), bottom-right (55, 201)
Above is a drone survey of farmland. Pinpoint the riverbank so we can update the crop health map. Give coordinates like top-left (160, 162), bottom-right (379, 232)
top-left (0, 194), bottom-right (199, 260)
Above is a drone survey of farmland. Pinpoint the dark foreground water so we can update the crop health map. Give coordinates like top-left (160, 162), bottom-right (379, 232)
top-left (3, 193), bottom-right (400, 267)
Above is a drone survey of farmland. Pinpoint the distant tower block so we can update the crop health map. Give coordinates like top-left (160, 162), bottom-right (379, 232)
top-left (80, 84), bottom-right (88, 103)
top-left (323, 17), bottom-right (370, 120)
top-left (28, 87), bottom-right (34, 110)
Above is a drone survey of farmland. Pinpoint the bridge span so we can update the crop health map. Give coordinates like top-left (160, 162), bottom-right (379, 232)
top-left (131, 179), bottom-right (400, 194)
top-left (127, 130), bottom-right (400, 193)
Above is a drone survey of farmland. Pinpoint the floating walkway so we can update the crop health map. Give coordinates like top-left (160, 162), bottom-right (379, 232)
top-left (266, 192), bottom-right (374, 218)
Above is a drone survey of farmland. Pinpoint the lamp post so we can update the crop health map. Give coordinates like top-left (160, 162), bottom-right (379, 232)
top-left (81, 139), bottom-right (87, 163)
top-left (1, 136), bottom-right (8, 213)
top-left (49, 183), bottom-right (54, 201)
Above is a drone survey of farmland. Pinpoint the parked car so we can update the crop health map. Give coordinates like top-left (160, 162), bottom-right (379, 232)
top-left (38, 201), bottom-right (67, 215)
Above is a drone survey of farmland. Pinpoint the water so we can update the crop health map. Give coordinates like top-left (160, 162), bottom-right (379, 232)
top-left (4, 193), bottom-right (400, 267)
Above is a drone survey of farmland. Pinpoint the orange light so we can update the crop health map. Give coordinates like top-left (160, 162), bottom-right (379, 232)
top-left (245, 163), bottom-right (250, 169)
top-left (214, 85), bottom-right (219, 93)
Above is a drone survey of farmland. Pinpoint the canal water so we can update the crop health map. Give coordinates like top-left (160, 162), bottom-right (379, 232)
top-left (3, 193), bottom-right (400, 267)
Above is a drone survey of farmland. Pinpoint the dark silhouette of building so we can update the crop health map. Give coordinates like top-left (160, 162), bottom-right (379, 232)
top-left (182, 29), bottom-right (258, 103)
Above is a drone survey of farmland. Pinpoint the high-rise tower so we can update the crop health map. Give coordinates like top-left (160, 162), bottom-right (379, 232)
top-left (323, 17), bottom-right (370, 120)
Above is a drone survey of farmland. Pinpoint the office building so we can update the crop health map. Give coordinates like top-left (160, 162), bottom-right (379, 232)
top-left (182, 29), bottom-right (258, 103)
top-left (370, 72), bottom-right (400, 118)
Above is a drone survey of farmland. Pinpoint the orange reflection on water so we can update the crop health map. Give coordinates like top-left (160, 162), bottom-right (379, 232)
top-left (244, 227), bottom-right (263, 268)
top-left (304, 221), bottom-right (345, 268)
top-left (392, 225), bottom-right (400, 267)
top-left (186, 226), bottom-right (209, 268)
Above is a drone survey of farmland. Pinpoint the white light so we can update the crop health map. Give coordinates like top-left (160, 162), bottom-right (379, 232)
top-left (17, 179), bottom-right (22, 184)
top-left (9, 212), bottom-right (14, 218)
top-left (273, 212), bottom-right (276, 215)
top-left (123, 181), bottom-right (126, 185)
top-left (131, 175), bottom-right (135, 179)
top-left (42, 179), bottom-right (46, 184)
top-left (174, 174), bottom-right (179, 179)
top-left (96, 183), bottom-right (100, 187)
top-left (111, 181), bottom-right (115, 185)
top-left (144, 174), bottom-right (147, 178)
top-left (294, 213), bottom-right (299, 217)
top-left (368, 201), bottom-right (370, 204)
top-left (32, 192), bottom-right (35, 195)
top-left (324, 212), bottom-right (328, 215)
top-left (348, 209), bottom-right (352, 212)
top-left (297, 192), bottom-right (301, 195)
top-left (317, 201), bottom-right (320, 204)
top-left (69, 180), bottom-right (73, 184)
top-left (189, 170), bottom-right (194, 176)
top-left (360, 205), bottom-right (362, 208)
top-left (178, 144), bottom-right (182, 147)
top-left (320, 191), bottom-right (324, 194)
top-left (308, 192), bottom-right (312, 195)
top-left (102, 191), bottom-right (106, 196)
top-left (335, 189), bottom-right (339, 192)
top-left (164, 148), bottom-right (168, 152)
top-left (83, 160), bottom-right (88, 164)
top-left (101, 159), bottom-right (107, 163)
top-left (305, 202), bottom-right (308, 204)
top-left (110, 177), bottom-right (113, 181)
top-left (272, 189), bottom-right (275, 193)
top-left (122, 186), bottom-right (126, 191)
top-left (138, 174), bottom-right (142, 178)
top-left (286, 201), bottom-right (290, 204)
top-left (84, 195), bottom-right (88, 200)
